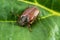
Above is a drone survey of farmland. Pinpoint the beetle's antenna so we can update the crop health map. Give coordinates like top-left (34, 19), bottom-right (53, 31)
top-left (27, 24), bottom-right (32, 32)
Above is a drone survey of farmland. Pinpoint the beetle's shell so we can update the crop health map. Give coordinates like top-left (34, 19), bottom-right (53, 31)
top-left (21, 7), bottom-right (39, 23)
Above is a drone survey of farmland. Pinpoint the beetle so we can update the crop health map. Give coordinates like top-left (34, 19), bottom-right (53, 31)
top-left (17, 6), bottom-right (39, 31)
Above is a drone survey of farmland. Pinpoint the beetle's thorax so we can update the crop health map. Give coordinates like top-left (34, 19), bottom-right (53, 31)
top-left (18, 15), bottom-right (29, 26)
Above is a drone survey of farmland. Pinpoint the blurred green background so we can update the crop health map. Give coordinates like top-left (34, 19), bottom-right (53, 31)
top-left (0, 0), bottom-right (60, 40)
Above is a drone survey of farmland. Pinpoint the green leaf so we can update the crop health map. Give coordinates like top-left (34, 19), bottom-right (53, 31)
top-left (0, 0), bottom-right (60, 40)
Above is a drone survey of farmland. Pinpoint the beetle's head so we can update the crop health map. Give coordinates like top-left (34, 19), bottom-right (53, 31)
top-left (18, 15), bottom-right (29, 26)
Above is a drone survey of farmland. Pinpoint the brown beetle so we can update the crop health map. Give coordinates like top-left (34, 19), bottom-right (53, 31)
top-left (18, 7), bottom-right (39, 31)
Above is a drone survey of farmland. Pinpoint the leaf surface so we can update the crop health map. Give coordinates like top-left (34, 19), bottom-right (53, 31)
top-left (0, 0), bottom-right (60, 40)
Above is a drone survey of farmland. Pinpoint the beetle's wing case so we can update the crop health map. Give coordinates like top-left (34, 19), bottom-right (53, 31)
top-left (28, 7), bottom-right (39, 21)
top-left (33, 9), bottom-right (39, 17)
top-left (22, 7), bottom-right (36, 16)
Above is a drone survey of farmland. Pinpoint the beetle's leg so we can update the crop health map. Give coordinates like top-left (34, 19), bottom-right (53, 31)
top-left (30, 20), bottom-right (34, 24)
top-left (30, 17), bottom-right (36, 24)
top-left (27, 24), bottom-right (32, 32)
top-left (37, 16), bottom-right (40, 21)
top-left (37, 12), bottom-right (40, 20)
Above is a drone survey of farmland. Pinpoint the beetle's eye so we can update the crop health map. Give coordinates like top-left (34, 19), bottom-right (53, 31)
top-left (20, 16), bottom-right (24, 20)
top-left (20, 16), bottom-right (27, 22)
top-left (20, 16), bottom-right (28, 23)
